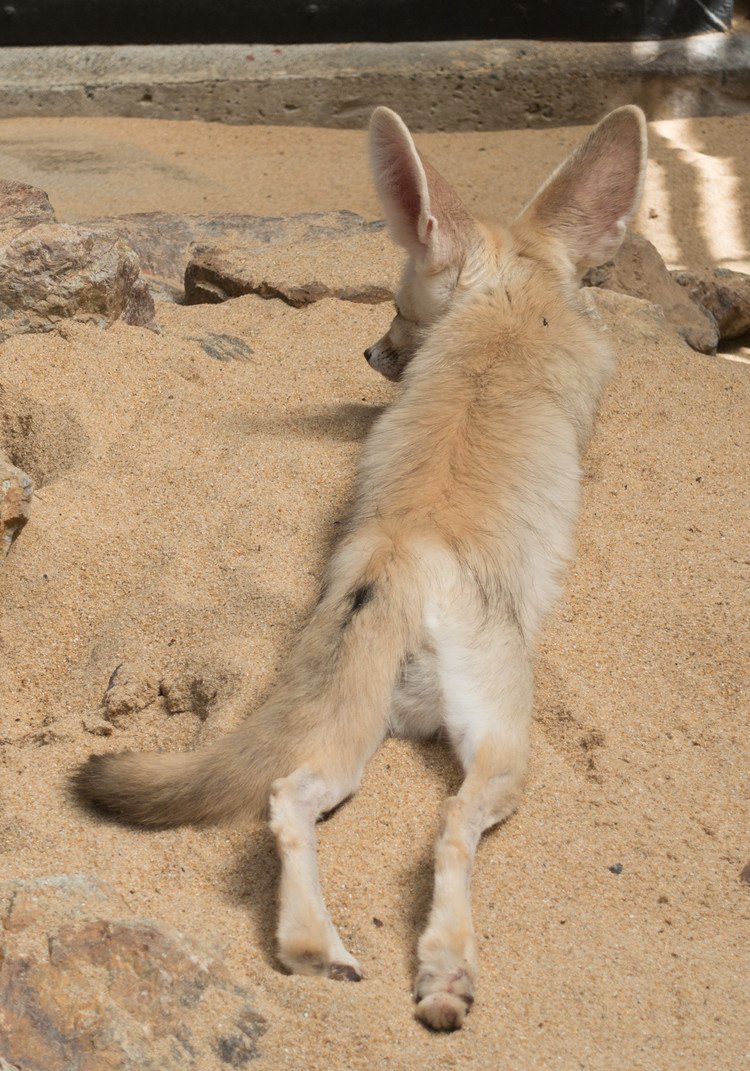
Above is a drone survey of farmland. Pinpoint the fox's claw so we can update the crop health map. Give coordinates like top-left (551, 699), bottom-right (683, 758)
top-left (327, 962), bottom-right (363, 982)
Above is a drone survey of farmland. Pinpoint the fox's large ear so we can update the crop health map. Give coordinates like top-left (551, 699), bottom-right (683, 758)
top-left (369, 107), bottom-right (474, 269)
top-left (517, 106), bottom-right (647, 270)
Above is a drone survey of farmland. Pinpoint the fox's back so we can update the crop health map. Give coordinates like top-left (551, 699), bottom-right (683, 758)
top-left (351, 268), bottom-right (614, 633)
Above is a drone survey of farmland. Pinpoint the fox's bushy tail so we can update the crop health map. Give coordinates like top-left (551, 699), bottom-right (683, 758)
top-left (72, 532), bottom-right (422, 827)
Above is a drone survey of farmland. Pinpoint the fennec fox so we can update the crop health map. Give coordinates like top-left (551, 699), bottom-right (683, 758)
top-left (74, 106), bottom-right (647, 1030)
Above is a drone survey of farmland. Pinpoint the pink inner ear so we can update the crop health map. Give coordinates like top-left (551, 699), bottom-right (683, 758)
top-left (384, 146), bottom-right (423, 237)
top-left (370, 114), bottom-right (429, 252)
top-left (370, 108), bottom-right (476, 264)
top-left (523, 107), bottom-right (646, 268)
top-left (580, 136), bottom-right (643, 227)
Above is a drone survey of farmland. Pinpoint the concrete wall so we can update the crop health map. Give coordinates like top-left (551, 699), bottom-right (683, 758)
top-left (0, 36), bottom-right (748, 131)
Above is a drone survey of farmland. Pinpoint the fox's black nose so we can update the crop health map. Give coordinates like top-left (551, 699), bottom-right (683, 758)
top-left (364, 347), bottom-right (373, 363)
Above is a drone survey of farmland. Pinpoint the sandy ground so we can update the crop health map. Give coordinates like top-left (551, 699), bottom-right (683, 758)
top-left (0, 115), bottom-right (748, 1070)
top-left (2, 114), bottom-right (750, 275)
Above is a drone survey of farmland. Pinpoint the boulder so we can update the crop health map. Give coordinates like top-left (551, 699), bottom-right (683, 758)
top-left (0, 874), bottom-right (266, 1071)
top-left (183, 218), bottom-right (398, 309)
top-left (672, 267), bottom-right (750, 341)
top-left (0, 179), bottom-right (55, 246)
top-left (583, 233), bottom-right (719, 355)
top-left (0, 222), bottom-right (156, 340)
top-left (77, 210), bottom-right (397, 302)
top-left (0, 180), bottom-right (157, 338)
top-left (0, 452), bottom-right (32, 558)
top-left (185, 242), bottom-right (394, 308)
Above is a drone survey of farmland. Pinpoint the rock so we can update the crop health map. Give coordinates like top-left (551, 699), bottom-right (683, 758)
top-left (672, 268), bottom-right (750, 341)
top-left (0, 180), bottom-right (156, 336)
top-left (583, 233), bottom-right (719, 355)
top-left (0, 179), bottom-right (55, 246)
top-left (184, 221), bottom-right (398, 309)
top-left (188, 333), bottom-right (255, 362)
top-left (337, 284), bottom-right (395, 304)
top-left (185, 243), bottom-right (395, 309)
top-left (0, 222), bottom-right (157, 340)
top-left (185, 252), bottom-right (328, 307)
top-left (0, 874), bottom-right (266, 1070)
top-left (78, 210), bottom-right (393, 301)
top-left (0, 452), bottom-right (32, 558)
top-left (584, 287), bottom-right (670, 347)
top-left (120, 274), bottom-right (158, 329)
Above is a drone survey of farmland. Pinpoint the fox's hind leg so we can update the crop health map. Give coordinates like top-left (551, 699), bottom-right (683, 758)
top-left (414, 607), bottom-right (532, 1030)
top-left (269, 764), bottom-right (369, 980)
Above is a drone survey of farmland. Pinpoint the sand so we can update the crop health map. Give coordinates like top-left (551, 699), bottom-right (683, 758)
top-left (0, 114), bottom-right (748, 1070)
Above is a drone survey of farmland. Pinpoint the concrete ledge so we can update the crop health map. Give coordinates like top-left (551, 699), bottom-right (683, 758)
top-left (0, 36), bottom-right (749, 131)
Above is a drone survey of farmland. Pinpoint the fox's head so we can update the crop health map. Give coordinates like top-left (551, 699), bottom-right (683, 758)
top-left (364, 106), bottom-right (647, 381)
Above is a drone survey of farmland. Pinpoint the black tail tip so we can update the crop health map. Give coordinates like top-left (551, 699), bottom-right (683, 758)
top-left (69, 751), bottom-right (130, 816)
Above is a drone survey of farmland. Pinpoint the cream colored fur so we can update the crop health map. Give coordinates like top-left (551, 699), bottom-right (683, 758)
top-left (73, 105), bottom-right (647, 1031)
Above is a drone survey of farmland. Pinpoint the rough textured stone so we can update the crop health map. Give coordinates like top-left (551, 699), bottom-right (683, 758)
top-left (80, 210), bottom-right (392, 300)
top-left (0, 179), bottom-right (55, 246)
top-left (121, 273), bottom-right (157, 328)
top-left (672, 268), bottom-right (750, 341)
top-left (185, 245), bottom-right (395, 308)
top-left (583, 233), bottom-right (719, 355)
top-left (0, 452), bottom-right (32, 558)
top-left (184, 222), bottom-right (398, 310)
top-left (188, 333), bottom-right (255, 362)
top-left (0, 222), bottom-right (156, 339)
top-left (0, 874), bottom-right (266, 1071)
top-left (0, 39), bottom-right (748, 132)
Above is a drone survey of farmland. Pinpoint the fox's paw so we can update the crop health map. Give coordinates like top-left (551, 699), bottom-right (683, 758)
top-left (414, 964), bottom-right (474, 1031)
top-left (278, 933), bottom-right (363, 981)
top-left (415, 991), bottom-right (469, 1031)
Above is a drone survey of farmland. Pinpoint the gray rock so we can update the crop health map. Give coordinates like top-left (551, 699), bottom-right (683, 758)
top-left (188, 332), bottom-right (255, 362)
top-left (672, 268), bottom-right (750, 341)
top-left (0, 451), bottom-right (32, 558)
top-left (0, 179), bottom-right (156, 336)
top-left (185, 245), bottom-right (394, 308)
top-left (0, 179), bottom-right (55, 246)
top-left (0, 874), bottom-right (266, 1071)
top-left (78, 209), bottom-right (393, 300)
top-left (183, 217), bottom-right (398, 309)
top-left (583, 233), bottom-right (719, 356)
top-left (0, 221), bottom-right (156, 340)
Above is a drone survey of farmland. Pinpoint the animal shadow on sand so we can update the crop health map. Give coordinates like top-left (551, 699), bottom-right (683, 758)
top-left (243, 402), bottom-right (385, 445)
